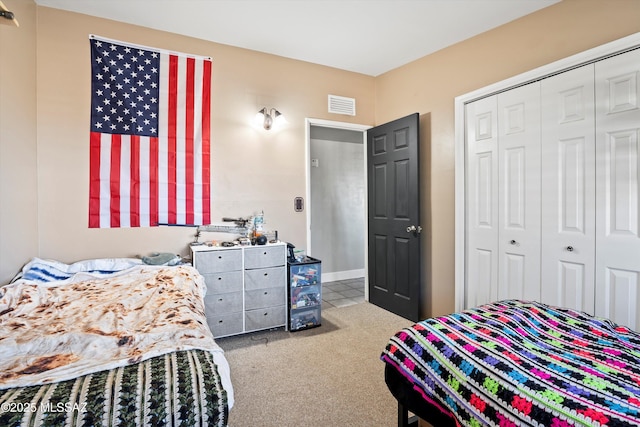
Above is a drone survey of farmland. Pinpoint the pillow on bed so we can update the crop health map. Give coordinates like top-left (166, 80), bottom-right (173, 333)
top-left (12, 257), bottom-right (144, 284)
top-left (141, 252), bottom-right (182, 266)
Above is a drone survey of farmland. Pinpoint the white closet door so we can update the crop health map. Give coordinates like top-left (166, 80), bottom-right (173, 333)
top-left (497, 83), bottom-right (541, 302)
top-left (595, 48), bottom-right (640, 331)
top-left (540, 65), bottom-right (596, 314)
top-left (465, 96), bottom-right (499, 308)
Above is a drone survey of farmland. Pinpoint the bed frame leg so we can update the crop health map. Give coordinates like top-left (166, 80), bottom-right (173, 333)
top-left (398, 402), bottom-right (419, 427)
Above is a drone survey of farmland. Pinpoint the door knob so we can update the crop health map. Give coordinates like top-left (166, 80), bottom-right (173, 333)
top-left (406, 225), bottom-right (422, 234)
top-left (566, 246), bottom-right (574, 252)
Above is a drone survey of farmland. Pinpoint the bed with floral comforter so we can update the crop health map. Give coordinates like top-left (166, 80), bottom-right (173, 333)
top-left (0, 258), bottom-right (233, 426)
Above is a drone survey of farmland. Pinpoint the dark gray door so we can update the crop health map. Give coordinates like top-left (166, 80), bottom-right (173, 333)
top-left (367, 113), bottom-right (421, 321)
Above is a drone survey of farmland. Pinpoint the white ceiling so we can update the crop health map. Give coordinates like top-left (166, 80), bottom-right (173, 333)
top-left (33, 0), bottom-right (560, 76)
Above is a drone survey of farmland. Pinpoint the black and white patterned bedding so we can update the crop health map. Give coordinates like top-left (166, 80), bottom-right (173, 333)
top-left (0, 349), bottom-right (227, 427)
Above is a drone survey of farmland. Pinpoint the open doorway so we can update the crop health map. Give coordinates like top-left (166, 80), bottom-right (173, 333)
top-left (305, 118), bottom-right (370, 307)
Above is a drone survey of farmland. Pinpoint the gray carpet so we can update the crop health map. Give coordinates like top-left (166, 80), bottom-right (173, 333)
top-left (217, 302), bottom-right (413, 427)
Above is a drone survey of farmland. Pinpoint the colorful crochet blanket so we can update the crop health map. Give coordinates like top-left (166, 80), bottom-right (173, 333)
top-left (381, 300), bottom-right (640, 426)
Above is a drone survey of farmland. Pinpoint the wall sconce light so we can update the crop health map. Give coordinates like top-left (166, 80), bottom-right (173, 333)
top-left (256, 107), bottom-right (284, 130)
top-left (0, 1), bottom-right (19, 27)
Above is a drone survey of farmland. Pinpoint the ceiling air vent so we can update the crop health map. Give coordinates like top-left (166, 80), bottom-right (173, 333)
top-left (328, 94), bottom-right (356, 116)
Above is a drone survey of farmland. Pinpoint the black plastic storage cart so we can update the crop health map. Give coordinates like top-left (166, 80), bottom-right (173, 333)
top-left (287, 256), bottom-right (322, 331)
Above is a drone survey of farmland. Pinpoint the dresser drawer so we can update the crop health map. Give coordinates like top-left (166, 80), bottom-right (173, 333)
top-left (206, 312), bottom-right (243, 338)
top-left (194, 249), bottom-right (242, 273)
top-left (245, 286), bottom-right (285, 310)
top-left (244, 266), bottom-right (285, 290)
top-left (204, 291), bottom-right (243, 315)
top-left (202, 271), bottom-right (243, 294)
top-left (244, 246), bottom-right (284, 269)
top-left (245, 305), bottom-right (286, 331)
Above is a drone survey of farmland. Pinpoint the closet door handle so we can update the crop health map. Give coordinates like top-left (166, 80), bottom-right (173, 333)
top-left (566, 246), bottom-right (574, 252)
top-left (509, 240), bottom-right (518, 245)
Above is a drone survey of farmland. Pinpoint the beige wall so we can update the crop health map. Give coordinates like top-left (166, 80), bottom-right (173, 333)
top-left (0, 5), bottom-right (375, 284)
top-left (1, 1), bottom-right (640, 321)
top-left (0, 0), bottom-right (38, 284)
top-left (375, 0), bottom-right (640, 317)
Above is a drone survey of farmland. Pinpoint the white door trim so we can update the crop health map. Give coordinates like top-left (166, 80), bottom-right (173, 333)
top-left (304, 118), bottom-right (371, 295)
top-left (454, 32), bottom-right (640, 312)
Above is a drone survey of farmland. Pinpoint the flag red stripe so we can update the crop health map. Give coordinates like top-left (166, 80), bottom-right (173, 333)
top-left (185, 57), bottom-right (195, 225)
top-left (110, 134), bottom-right (121, 228)
top-left (167, 55), bottom-right (178, 224)
top-left (130, 135), bottom-right (140, 227)
top-left (89, 132), bottom-right (102, 228)
top-left (201, 60), bottom-right (212, 225)
top-left (149, 137), bottom-right (159, 226)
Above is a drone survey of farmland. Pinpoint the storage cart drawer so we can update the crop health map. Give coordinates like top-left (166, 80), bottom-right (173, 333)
top-left (202, 271), bottom-right (243, 294)
top-left (290, 306), bottom-right (321, 331)
top-left (245, 287), bottom-right (286, 310)
top-left (245, 305), bottom-right (286, 331)
top-left (194, 249), bottom-right (242, 273)
top-left (207, 312), bottom-right (243, 338)
top-left (204, 291), bottom-right (243, 315)
top-left (244, 246), bottom-right (284, 269)
top-left (244, 266), bottom-right (285, 290)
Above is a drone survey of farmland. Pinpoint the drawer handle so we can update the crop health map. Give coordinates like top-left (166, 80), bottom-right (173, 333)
top-left (264, 272), bottom-right (268, 276)
top-left (218, 320), bottom-right (223, 323)
top-left (218, 277), bottom-right (222, 280)
top-left (218, 256), bottom-right (222, 259)
top-left (263, 312), bottom-right (268, 316)
top-left (263, 252), bottom-right (267, 255)
top-left (264, 291), bottom-right (268, 295)
top-left (218, 298), bottom-right (223, 302)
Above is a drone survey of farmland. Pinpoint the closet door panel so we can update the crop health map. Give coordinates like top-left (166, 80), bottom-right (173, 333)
top-left (466, 96), bottom-right (499, 307)
top-left (600, 268), bottom-right (640, 331)
top-left (497, 83), bottom-right (541, 302)
top-left (595, 48), bottom-right (640, 331)
top-left (540, 65), bottom-right (596, 314)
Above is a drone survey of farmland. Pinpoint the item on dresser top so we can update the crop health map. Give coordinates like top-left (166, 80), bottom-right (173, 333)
top-left (253, 211), bottom-right (264, 235)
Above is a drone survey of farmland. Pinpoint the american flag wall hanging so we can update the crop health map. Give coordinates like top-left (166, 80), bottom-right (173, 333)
top-left (88, 35), bottom-right (212, 228)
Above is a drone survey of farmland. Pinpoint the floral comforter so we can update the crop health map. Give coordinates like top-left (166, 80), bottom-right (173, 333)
top-left (0, 263), bottom-right (233, 426)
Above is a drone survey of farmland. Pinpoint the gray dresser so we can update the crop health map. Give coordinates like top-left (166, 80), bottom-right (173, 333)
top-left (191, 242), bottom-right (287, 337)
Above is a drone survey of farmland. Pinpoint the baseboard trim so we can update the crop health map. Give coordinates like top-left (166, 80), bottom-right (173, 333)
top-left (322, 269), bottom-right (364, 283)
